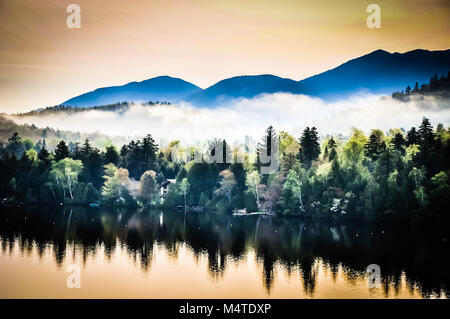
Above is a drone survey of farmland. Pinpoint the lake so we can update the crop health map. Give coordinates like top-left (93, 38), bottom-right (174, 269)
top-left (0, 205), bottom-right (448, 298)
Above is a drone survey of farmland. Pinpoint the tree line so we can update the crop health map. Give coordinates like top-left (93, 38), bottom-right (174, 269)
top-left (0, 118), bottom-right (449, 221)
top-left (392, 71), bottom-right (450, 100)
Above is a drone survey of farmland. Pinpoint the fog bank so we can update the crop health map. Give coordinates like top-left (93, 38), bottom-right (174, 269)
top-left (8, 93), bottom-right (450, 144)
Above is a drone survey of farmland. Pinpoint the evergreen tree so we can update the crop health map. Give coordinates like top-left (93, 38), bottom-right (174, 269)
top-left (5, 132), bottom-right (25, 157)
top-left (298, 127), bottom-right (320, 167)
top-left (81, 138), bottom-right (93, 159)
top-left (417, 117), bottom-right (437, 174)
top-left (104, 145), bottom-right (119, 165)
top-left (230, 162), bottom-right (246, 207)
top-left (141, 134), bottom-right (158, 172)
top-left (37, 147), bottom-right (51, 172)
top-left (418, 117), bottom-right (435, 145)
top-left (82, 148), bottom-right (104, 189)
top-left (257, 126), bottom-right (278, 182)
top-left (392, 132), bottom-right (406, 155)
top-left (257, 126), bottom-right (278, 168)
top-left (327, 137), bottom-right (337, 160)
top-left (406, 127), bottom-right (419, 145)
top-left (54, 140), bottom-right (69, 161)
top-left (405, 85), bottom-right (411, 94)
top-left (121, 135), bottom-right (158, 179)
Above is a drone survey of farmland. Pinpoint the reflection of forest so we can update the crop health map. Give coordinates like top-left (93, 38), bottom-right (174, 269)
top-left (0, 205), bottom-right (448, 298)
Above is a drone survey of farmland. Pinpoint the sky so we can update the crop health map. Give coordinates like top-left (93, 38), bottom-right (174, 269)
top-left (0, 0), bottom-right (449, 113)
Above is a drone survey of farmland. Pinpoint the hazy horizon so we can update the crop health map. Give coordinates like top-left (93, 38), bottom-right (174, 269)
top-left (7, 93), bottom-right (450, 145)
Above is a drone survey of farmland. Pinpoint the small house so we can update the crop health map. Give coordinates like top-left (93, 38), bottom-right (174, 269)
top-left (159, 179), bottom-right (176, 200)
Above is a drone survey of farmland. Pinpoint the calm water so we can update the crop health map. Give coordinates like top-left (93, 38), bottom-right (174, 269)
top-left (0, 205), bottom-right (448, 298)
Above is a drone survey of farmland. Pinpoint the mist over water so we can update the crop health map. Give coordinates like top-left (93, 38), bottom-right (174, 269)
top-left (8, 93), bottom-right (450, 144)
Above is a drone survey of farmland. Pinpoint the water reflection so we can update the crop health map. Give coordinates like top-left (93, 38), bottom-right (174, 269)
top-left (0, 205), bottom-right (448, 298)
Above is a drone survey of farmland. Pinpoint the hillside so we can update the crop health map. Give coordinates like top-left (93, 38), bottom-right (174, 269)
top-left (62, 76), bottom-right (201, 108)
top-left (186, 49), bottom-right (450, 106)
top-left (298, 49), bottom-right (450, 99)
top-left (57, 49), bottom-right (450, 108)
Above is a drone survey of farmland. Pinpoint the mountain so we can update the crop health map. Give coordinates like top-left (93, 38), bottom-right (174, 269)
top-left (62, 76), bottom-right (202, 107)
top-left (61, 49), bottom-right (450, 108)
top-left (298, 49), bottom-right (450, 99)
top-left (185, 74), bottom-right (303, 107)
top-left (187, 49), bottom-right (450, 107)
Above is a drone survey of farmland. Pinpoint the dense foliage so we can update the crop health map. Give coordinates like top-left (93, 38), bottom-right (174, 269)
top-left (392, 72), bottom-right (450, 100)
top-left (1, 117), bottom-right (449, 222)
top-left (0, 114), bottom-right (126, 151)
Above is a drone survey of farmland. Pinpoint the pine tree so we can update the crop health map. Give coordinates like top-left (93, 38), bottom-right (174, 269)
top-left (418, 117), bottom-right (435, 145)
top-left (327, 137), bottom-right (337, 160)
top-left (141, 134), bottom-right (158, 172)
top-left (392, 132), bottom-right (405, 154)
top-left (417, 117), bottom-right (436, 173)
top-left (256, 126), bottom-right (278, 177)
top-left (364, 130), bottom-right (384, 161)
top-left (406, 127), bottom-right (419, 146)
top-left (298, 127), bottom-right (320, 167)
top-left (54, 140), bottom-right (69, 161)
top-left (104, 145), bottom-right (119, 165)
top-left (258, 126), bottom-right (277, 159)
top-left (37, 147), bottom-right (51, 172)
top-left (405, 85), bottom-right (411, 94)
top-left (81, 138), bottom-right (92, 159)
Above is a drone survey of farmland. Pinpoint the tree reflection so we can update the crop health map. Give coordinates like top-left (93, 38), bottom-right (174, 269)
top-left (0, 205), bottom-right (448, 298)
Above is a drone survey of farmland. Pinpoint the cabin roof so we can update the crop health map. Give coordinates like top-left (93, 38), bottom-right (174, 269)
top-left (159, 179), bottom-right (176, 188)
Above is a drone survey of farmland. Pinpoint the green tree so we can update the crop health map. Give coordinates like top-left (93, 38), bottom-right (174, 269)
top-left (344, 128), bottom-right (367, 168)
top-left (364, 129), bottom-right (384, 161)
top-left (283, 164), bottom-right (305, 212)
top-left (430, 171), bottom-right (450, 213)
top-left (392, 132), bottom-right (406, 154)
top-left (179, 178), bottom-right (190, 209)
top-left (101, 165), bottom-right (134, 206)
top-left (137, 170), bottom-right (157, 205)
top-left (257, 126), bottom-right (278, 178)
top-left (408, 167), bottom-right (428, 208)
top-left (104, 145), bottom-right (119, 164)
top-left (216, 170), bottom-right (237, 203)
top-left (37, 147), bottom-right (51, 172)
top-left (298, 127), bottom-right (320, 168)
top-left (49, 158), bottom-right (83, 200)
top-left (325, 137), bottom-right (338, 161)
top-left (54, 140), bottom-right (69, 161)
top-left (418, 117), bottom-right (435, 145)
top-left (84, 183), bottom-right (99, 202)
top-left (406, 127), bottom-right (419, 146)
top-left (246, 170), bottom-right (261, 207)
top-left (5, 132), bottom-right (25, 157)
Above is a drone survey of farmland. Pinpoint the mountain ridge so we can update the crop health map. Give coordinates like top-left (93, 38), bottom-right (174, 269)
top-left (296, 48), bottom-right (450, 99)
top-left (62, 76), bottom-right (202, 108)
top-left (61, 49), bottom-right (450, 108)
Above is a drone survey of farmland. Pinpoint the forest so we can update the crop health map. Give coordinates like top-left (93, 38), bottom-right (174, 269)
top-left (392, 72), bottom-right (450, 100)
top-left (1, 115), bottom-right (449, 222)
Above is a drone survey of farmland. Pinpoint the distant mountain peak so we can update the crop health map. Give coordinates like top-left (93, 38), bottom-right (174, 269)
top-left (295, 48), bottom-right (450, 99)
top-left (185, 74), bottom-right (302, 107)
top-left (60, 48), bottom-right (450, 108)
top-left (62, 76), bottom-right (202, 108)
top-left (367, 49), bottom-right (391, 55)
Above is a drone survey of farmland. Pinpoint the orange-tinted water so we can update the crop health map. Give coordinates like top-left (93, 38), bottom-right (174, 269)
top-left (0, 206), bottom-right (448, 299)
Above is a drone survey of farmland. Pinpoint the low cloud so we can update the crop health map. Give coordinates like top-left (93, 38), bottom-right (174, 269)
top-left (7, 93), bottom-right (450, 144)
